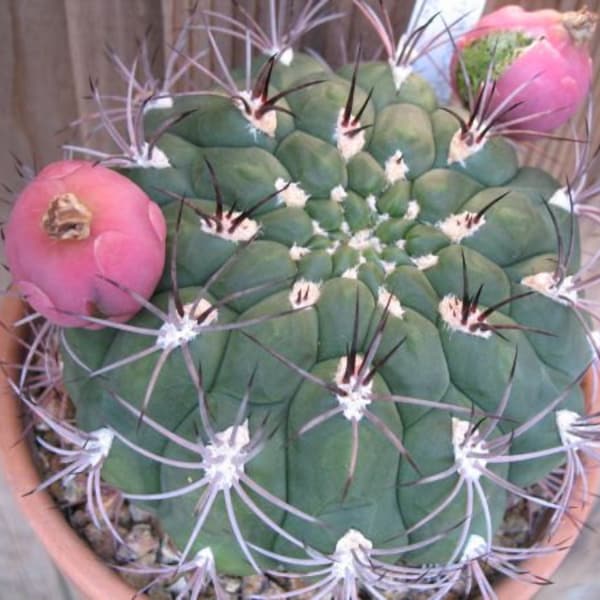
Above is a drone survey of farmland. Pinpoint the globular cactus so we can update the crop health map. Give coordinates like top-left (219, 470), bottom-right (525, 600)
top-left (7, 2), bottom-right (600, 598)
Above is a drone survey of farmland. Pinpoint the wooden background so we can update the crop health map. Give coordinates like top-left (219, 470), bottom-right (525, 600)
top-left (1, 1), bottom-right (600, 598)
top-left (2, 0), bottom-right (600, 196)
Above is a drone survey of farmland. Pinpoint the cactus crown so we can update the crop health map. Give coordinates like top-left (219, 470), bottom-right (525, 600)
top-left (9, 2), bottom-right (600, 599)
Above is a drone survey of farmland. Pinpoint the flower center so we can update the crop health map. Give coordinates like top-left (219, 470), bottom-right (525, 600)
top-left (42, 193), bottom-right (92, 241)
top-left (562, 8), bottom-right (598, 44)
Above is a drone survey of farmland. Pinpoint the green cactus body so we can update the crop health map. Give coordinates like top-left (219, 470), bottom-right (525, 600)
top-left (61, 53), bottom-right (591, 578)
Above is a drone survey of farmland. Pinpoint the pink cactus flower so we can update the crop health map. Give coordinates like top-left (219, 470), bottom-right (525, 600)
top-left (5, 160), bottom-right (166, 327)
top-left (452, 5), bottom-right (597, 135)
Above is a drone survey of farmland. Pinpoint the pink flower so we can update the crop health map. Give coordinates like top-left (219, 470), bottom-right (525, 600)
top-left (5, 160), bottom-right (166, 327)
top-left (452, 6), bottom-right (596, 135)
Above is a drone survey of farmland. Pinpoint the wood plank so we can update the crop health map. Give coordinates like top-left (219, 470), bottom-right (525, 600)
top-left (1, 0), bottom-right (78, 194)
top-left (0, 467), bottom-right (79, 599)
top-left (62, 0), bottom-right (165, 147)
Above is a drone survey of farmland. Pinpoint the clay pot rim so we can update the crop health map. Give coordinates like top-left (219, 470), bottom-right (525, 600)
top-left (0, 294), bottom-right (598, 600)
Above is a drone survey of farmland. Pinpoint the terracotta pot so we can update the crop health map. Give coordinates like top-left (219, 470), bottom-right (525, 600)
top-left (0, 295), bottom-right (148, 600)
top-left (0, 293), bottom-right (598, 600)
top-left (493, 368), bottom-right (600, 600)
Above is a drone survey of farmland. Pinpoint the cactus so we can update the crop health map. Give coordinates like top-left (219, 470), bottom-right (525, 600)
top-left (6, 2), bottom-right (600, 598)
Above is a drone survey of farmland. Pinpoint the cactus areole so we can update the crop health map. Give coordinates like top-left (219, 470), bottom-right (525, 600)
top-left (6, 3), bottom-right (600, 598)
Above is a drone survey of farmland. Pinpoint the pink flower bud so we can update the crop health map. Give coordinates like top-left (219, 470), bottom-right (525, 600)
top-left (5, 160), bottom-right (167, 327)
top-left (452, 6), bottom-right (597, 135)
